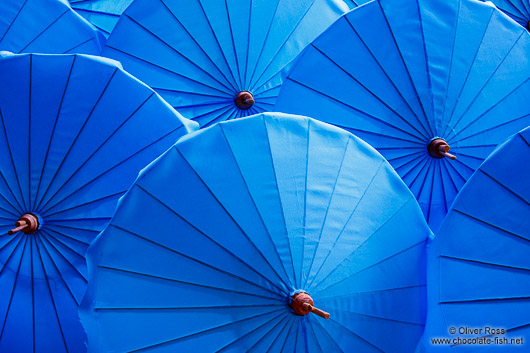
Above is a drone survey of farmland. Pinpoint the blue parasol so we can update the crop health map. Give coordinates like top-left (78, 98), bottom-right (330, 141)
top-left (417, 126), bottom-right (530, 352)
top-left (484, 0), bottom-right (530, 30)
top-left (80, 112), bottom-right (431, 352)
top-left (0, 52), bottom-right (197, 353)
top-left (274, 0), bottom-right (530, 231)
top-left (68, 0), bottom-right (133, 38)
top-left (101, 0), bottom-right (348, 127)
top-left (0, 0), bottom-right (104, 55)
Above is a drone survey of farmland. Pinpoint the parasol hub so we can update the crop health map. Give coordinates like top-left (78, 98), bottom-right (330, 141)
top-left (8, 213), bottom-right (40, 235)
top-left (428, 138), bottom-right (457, 160)
top-left (527, 21), bottom-right (530, 32)
top-left (235, 91), bottom-right (254, 110)
top-left (290, 292), bottom-right (330, 320)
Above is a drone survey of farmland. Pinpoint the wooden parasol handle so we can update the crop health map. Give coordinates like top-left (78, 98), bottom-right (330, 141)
top-left (301, 302), bottom-right (330, 320)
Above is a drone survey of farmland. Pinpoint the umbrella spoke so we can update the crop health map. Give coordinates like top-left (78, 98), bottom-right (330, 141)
top-left (34, 236), bottom-right (70, 352)
top-left (34, 68), bottom-right (120, 211)
top-left (0, 235), bottom-right (28, 341)
top-left (110, 223), bottom-right (285, 300)
top-left (173, 147), bottom-right (293, 289)
top-left (453, 210), bottom-right (530, 243)
top-left (305, 162), bottom-right (385, 289)
top-left (122, 10), bottom-right (237, 93)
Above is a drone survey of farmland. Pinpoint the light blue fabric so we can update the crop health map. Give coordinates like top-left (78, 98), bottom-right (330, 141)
top-left (0, 52), bottom-right (197, 353)
top-left (80, 113), bottom-right (432, 352)
top-left (0, 0), bottom-right (104, 54)
top-left (68, 0), bottom-right (133, 38)
top-left (102, 0), bottom-right (348, 127)
top-left (274, 0), bottom-right (530, 231)
top-left (417, 126), bottom-right (530, 352)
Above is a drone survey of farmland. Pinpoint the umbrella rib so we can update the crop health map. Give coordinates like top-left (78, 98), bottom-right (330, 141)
top-left (216, 312), bottom-right (289, 352)
top-left (440, 9), bottom-right (495, 137)
top-left (110, 223), bottom-right (285, 299)
top-left (250, 1), bottom-right (316, 92)
top-left (173, 145), bottom-right (293, 289)
top-left (376, 0), bottom-right (435, 138)
top-left (30, 236), bottom-right (35, 353)
top-left (99, 264), bottom-right (281, 302)
top-left (320, 317), bottom-right (385, 353)
top-left (305, 161), bottom-right (385, 290)
top-left (63, 38), bottom-right (97, 54)
top-left (148, 87), bottom-right (232, 101)
top-left (223, 0), bottom-right (243, 88)
top-left (306, 319), bottom-right (325, 353)
top-left (40, 228), bottom-right (88, 261)
top-left (452, 110), bottom-right (530, 144)
top-left (387, 151), bottom-right (424, 165)
top-left (425, 159), bottom-right (438, 223)
top-left (128, 308), bottom-right (285, 353)
top-left (309, 43), bottom-right (430, 141)
top-left (0, 233), bottom-right (24, 267)
top-left (37, 234), bottom-right (85, 303)
top-left (245, 0), bottom-right (282, 89)
top-left (302, 138), bottom-right (351, 289)
top-left (396, 155), bottom-right (427, 183)
top-left (253, 82), bottom-right (282, 97)
top-left (441, 255), bottom-right (530, 273)
top-left (94, 304), bottom-right (285, 312)
top-left (439, 159), bottom-right (459, 198)
top-left (299, 120), bottom-right (310, 288)
top-left (123, 11), bottom-right (237, 94)
top-left (218, 121), bottom-right (293, 287)
top-left (265, 317), bottom-right (294, 353)
top-left (40, 230), bottom-right (88, 283)
top-left (440, 296), bottom-right (530, 305)
top-left (34, 68), bottom-right (119, 211)
top-left (38, 89), bottom-right (152, 212)
top-left (312, 231), bottom-right (426, 294)
top-left (438, 0), bottom-right (461, 134)
top-left (0, 235), bottom-right (28, 341)
top-left (193, 105), bottom-right (235, 127)
top-left (276, 317), bottom-right (297, 353)
top-left (155, 1), bottom-right (240, 92)
top-left (342, 127), bottom-right (424, 146)
top-left (404, 157), bottom-right (432, 197)
top-left (331, 309), bottom-right (425, 327)
top-left (0, 109), bottom-right (28, 212)
top-left (45, 222), bottom-right (99, 237)
top-left (203, 105), bottom-right (239, 127)
top-left (105, 44), bottom-right (232, 97)
top-left (445, 32), bottom-right (525, 139)
top-left (0, 186), bottom-right (22, 217)
top-left (452, 209), bottom-right (529, 243)
top-left (262, 118), bottom-right (301, 287)
top-left (316, 283), bottom-right (426, 300)
top-left (311, 319), bottom-right (345, 353)
top-left (34, 236), bottom-right (70, 352)
top-left (70, 8), bottom-right (121, 17)
top-left (286, 77), bottom-right (424, 143)
top-left (42, 190), bottom-right (124, 218)
top-left (20, 10), bottom-right (69, 53)
top-left (38, 123), bottom-right (182, 215)
top-left (347, 15), bottom-right (435, 139)
top-left (32, 55), bottom-right (77, 210)
top-left (28, 55), bottom-right (33, 211)
top-left (0, 0), bottom-right (29, 44)
top-left (480, 169), bottom-right (530, 205)
top-left (243, 0), bottom-right (252, 87)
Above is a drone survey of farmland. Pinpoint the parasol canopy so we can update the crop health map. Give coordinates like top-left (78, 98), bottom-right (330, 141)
top-left (0, 0), bottom-right (104, 55)
top-left (0, 51), bottom-right (197, 353)
top-left (417, 126), bottom-right (530, 352)
top-left (80, 112), bottom-right (431, 352)
top-left (274, 0), bottom-right (530, 231)
top-left (343, 0), bottom-right (370, 9)
top-left (101, 0), bottom-right (348, 127)
top-left (68, 0), bottom-right (133, 38)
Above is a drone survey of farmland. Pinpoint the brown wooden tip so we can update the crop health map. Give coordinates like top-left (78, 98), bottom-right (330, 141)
top-left (234, 91), bottom-right (254, 110)
top-left (290, 292), bottom-right (330, 320)
top-left (8, 214), bottom-right (39, 235)
top-left (428, 138), bottom-right (457, 160)
top-left (527, 21), bottom-right (530, 32)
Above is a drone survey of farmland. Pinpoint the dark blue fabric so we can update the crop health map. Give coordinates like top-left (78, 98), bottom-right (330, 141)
top-left (0, 52), bottom-right (197, 353)
top-left (68, 0), bottom-right (133, 38)
top-left (485, 0), bottom-right (530, 27)
top-left (101, 0), bottom-right (348, 127)
top-left (0, 0), bottom-right (104, 54)
top-left (80, 113), bottom-right (432, 352)
top-left (418, 126), bottom-right (530, 352)
top-left (274, 0), bottom-right (530, 231)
